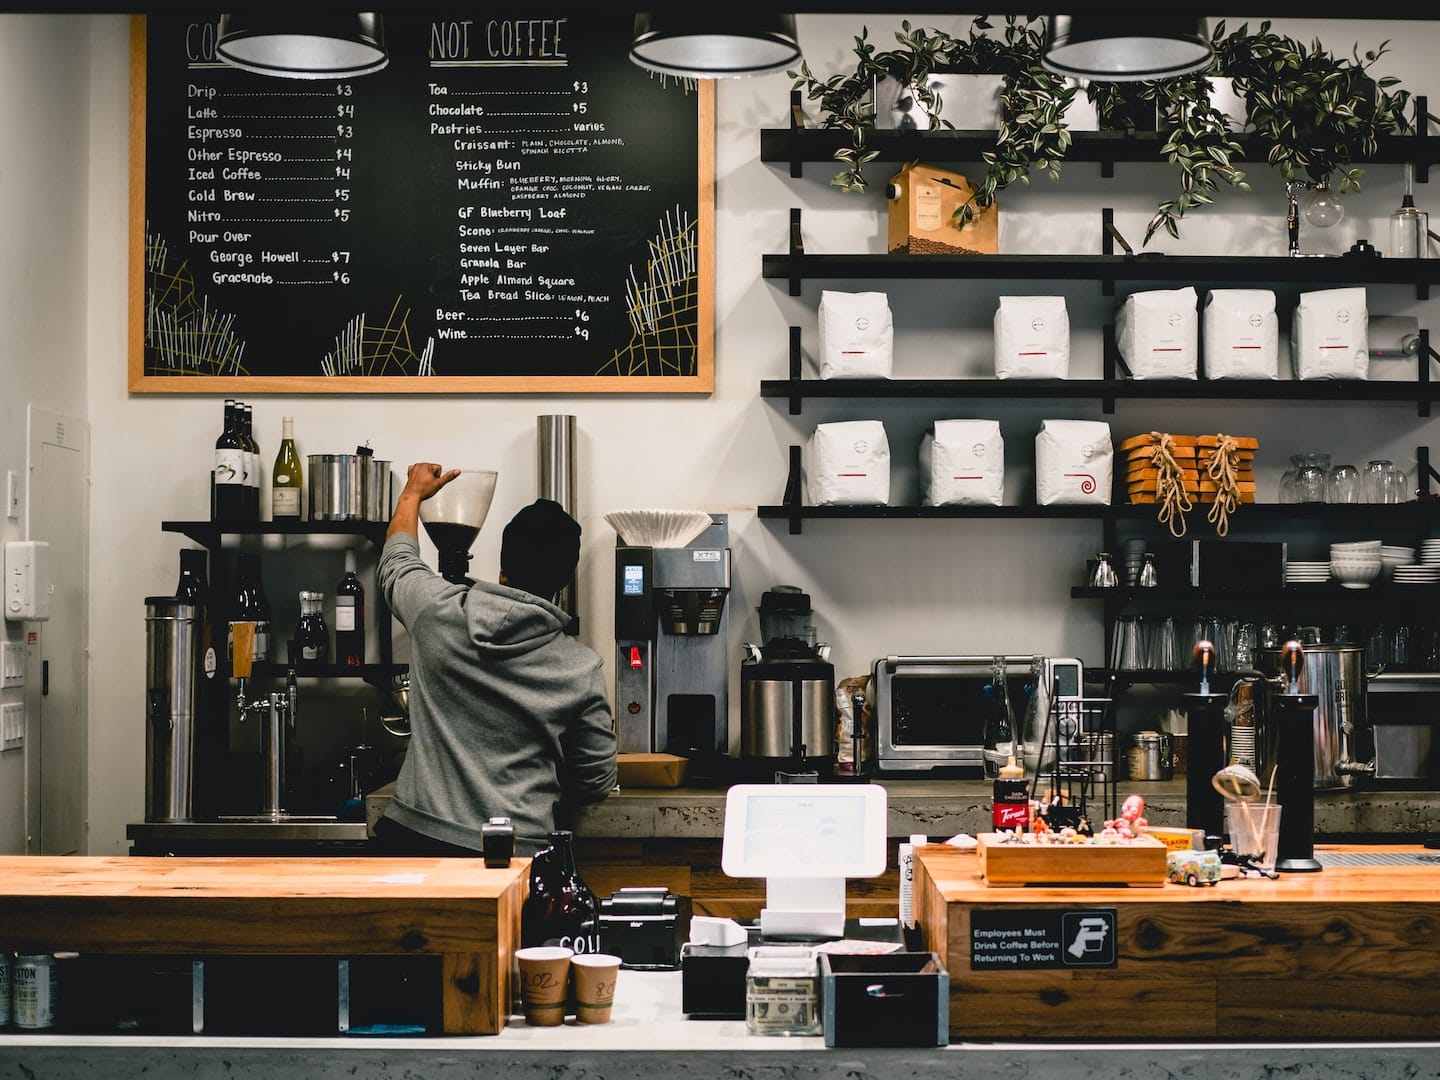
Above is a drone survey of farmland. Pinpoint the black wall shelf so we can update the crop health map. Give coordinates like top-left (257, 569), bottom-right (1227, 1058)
top-left (162, 520), bottom-right (389, 549)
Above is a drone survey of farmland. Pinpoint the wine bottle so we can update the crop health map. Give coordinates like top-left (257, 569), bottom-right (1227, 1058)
top-left (334, 548), bottom-right (365, 667)
top-left (227, 553), bottom-right (270, 665)
top-left (241, 403), bottom-right (260, 523)
top-left (211, 399), bottom-right (246, 525)
top-left (983, 656), bottom-right (1015, 781)
top-left (520, 830), bottom-right (600, 952)
top-left (295, 590), bottom-right (330, 664)
top-left (271, 415), bottom-right (303, 521)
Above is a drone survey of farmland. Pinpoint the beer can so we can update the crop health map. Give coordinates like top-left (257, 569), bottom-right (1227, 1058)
top-left (13, 954), bottom-right (57, 1029)
top-left (0, 953), bottom-right (11, 1027)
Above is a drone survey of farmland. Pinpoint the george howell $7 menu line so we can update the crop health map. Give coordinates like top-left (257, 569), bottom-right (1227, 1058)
top-left (129, 12), bottom-right (713, 393)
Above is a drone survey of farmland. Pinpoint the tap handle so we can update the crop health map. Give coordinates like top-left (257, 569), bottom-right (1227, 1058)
top-left (1281, 640), bottom-right (1304, 695)
top-left (231, 622), bottom-right (255, 680)
top-left (287, 667), bottom-right (299, 730)
top-left (1193, 639), bottom-right (1215, 694)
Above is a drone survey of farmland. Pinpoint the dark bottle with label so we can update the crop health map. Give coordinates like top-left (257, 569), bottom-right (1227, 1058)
top-left (211, 399), bottom-right (246, 525)
top-left (521, 830), bottom-right (600, 953)
top-left (227, 553), bottom-right (271, 666)
top-left (240, 403), bottom-right (260, 523)
top-left (295, 590), bottom-right (330, 665)
top-left (334, 548), bottom-right (365, 667)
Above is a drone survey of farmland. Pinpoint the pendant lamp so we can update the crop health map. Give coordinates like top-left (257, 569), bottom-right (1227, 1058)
top-left (217, 14), bottom-right (388, 80)
top-left (1042, 16), bottom-right (1212, 82)
top-left (630, 13), bottom-right (801, 79)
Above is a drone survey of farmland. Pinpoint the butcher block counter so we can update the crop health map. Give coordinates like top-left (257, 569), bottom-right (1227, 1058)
top-left (913, 843), bottom-right (1440, 1041)
top-left (0, 856), bottom-right (526, 1035)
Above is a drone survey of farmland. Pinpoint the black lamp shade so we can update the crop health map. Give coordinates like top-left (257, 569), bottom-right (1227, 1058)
top-left (630, 13), bottom-right (801, 79)
top-left (1042, 16), bottom-right (1212, 82)
top-left (217, 14), bottom-right (388, 80)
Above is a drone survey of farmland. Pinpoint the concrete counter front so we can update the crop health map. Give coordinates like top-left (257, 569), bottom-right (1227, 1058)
top-left (0, 856), bottom-right (526, 1035)
top-left (913, 842), bottom-right (1440, 1041)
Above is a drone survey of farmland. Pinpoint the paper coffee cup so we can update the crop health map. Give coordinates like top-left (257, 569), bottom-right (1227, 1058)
top-left (516, 946), bottom-right (573, 1026)
top-left (571, 953), bottom-right (621, 1024)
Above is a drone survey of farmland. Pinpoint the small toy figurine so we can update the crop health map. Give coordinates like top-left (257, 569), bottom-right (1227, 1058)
top-left (1104, 794), bottom-right (1150, 840)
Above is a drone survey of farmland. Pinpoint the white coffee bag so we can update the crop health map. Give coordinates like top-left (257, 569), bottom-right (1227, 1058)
top-left (818, 290), bottom-right (894, 379)
top-left (920, 419), bottom-right (1004, 506)
top-left (805, 421), bottom-right (891, 506)
top-left (994, 296), bottom-right (1070, 378)
top-left (1035, 420), bottom-right (1112, 506)
top-left (1117, 287), bottom-right (1199, 379)
top-left (1203, 289), bottom-right (1279, 379)
top-left (1292, 287), bottom-right (1369, 380)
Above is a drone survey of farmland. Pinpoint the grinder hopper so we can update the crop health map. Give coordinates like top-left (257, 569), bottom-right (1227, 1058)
top-left (420, 470), bottom-right (498, 584)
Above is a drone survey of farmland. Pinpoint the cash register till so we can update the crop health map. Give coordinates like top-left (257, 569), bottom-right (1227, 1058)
top-left (682, 784), bottom-right (894, 1018)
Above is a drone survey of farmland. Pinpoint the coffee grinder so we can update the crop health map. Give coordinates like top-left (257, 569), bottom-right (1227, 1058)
top-left (611, 512), bottom-right (732, 763)
top-left (740, 586), bottom-right (836, 780)
top-left (419, 470), bottom-right (499, 585)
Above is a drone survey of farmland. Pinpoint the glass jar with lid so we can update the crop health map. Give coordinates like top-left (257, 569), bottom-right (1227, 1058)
top-left (745, 945), bottom-right (820, 1036)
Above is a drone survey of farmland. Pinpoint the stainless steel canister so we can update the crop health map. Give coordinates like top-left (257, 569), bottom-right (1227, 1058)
top-left (13, 954), bottom-right (56, 1029)
top-left (1126, 731), bottom-right (1173, 781)
top-left (308, 455), bottom-right (392, 520)
top-left (1259, 643), bottom-right (1371, 788)
top-left (145, 597), bottom-right (200, 823)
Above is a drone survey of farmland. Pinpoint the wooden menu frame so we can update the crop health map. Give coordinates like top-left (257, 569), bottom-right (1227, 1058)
top-left (127, 15), bottom-right (714, 394)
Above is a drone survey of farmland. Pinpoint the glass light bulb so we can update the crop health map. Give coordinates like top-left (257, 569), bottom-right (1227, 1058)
top-left (1302, 185), bottom-right (1345, 228)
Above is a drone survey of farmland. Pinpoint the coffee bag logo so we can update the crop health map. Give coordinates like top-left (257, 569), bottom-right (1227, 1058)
top-left (853, 439), bottom-right (870, 454)
top-left (1031, 316), bottom-right (1046, 331)
top-left (971, 442), bottom-right (986, 457)
top-left (855, 316), bottom-right (870, 331)
top-left (1248, 313), bottom-right (1263, 327)
top-left (1168, 312), bottom-right (1182, 327)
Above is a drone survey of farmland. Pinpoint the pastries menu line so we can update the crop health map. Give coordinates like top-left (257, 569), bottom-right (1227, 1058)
top-left (132, 14), bottom-right (713, 391)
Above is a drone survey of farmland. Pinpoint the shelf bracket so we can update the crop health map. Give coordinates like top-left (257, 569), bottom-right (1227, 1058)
top-left (1420, 445), bottom-right (1439, 498)
top-left (1418, 328), bottom-right (1434, 418)
top-left (788, 90), bottom-right (805, 179)
top-left (783, 445), bottom-right (804, 534)
top-left (787, 325), bottom-right (804, 414)
top-left (1101, 323), bottom-right (1121, 414)
top-left (1099, 208), bottom-right (1121, 297)
top-left (1417, 96), bottom-right (1431, 184)
top-left (788, 208), bottom-right (805, 297)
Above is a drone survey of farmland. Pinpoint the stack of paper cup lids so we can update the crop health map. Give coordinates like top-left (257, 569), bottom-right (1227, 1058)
top-left (1285, 560), bottom-right (1331, 584)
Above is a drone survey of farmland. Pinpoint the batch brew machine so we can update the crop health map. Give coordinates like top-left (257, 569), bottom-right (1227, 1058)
top-left (613, 515), bottom-right (732, 760)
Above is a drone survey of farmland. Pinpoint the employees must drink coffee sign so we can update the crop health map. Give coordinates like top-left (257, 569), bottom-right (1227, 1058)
top-left (130, 13), bottom-right (713, 393)
top-left (970, 908), bottom-right (1118, 970)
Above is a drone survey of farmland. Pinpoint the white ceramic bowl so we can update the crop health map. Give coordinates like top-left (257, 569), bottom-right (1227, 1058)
top-left (1331, 560), bottom-right (1382, 588)
top-left (1331, 540), bottom-right (1383, 554)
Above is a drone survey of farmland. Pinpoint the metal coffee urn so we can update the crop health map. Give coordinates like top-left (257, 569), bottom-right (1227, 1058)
top-left (145, 597), bottom-right (200, 822)
top-left (741, 586), bottom-right (836, 780)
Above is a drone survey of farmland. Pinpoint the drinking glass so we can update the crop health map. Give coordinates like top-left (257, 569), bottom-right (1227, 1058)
top-left (1364, 460), bottom-right (1395, 503)
top-left (1326, 464), bottom-right (1360, 504)
top-left (1384, 464), bottom-right (1411, 504)
top-left (1278, 459), bottom-right (1301, 504)
top-left (1296, 453), bottom-right (1331, 503)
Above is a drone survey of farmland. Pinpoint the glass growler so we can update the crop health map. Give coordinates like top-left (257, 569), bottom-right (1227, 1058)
top-left (521, 830), bottom-right (600, 953)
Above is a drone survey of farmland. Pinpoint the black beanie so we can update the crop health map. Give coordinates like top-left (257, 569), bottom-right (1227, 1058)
top-left (500, 498), bottom-right (580, 601)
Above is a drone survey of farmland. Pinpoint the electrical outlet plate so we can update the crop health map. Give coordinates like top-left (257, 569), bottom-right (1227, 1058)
top-left (0, 641), bottom-right (22, 687)
top-left (1, 702), bottom-right (23, 750)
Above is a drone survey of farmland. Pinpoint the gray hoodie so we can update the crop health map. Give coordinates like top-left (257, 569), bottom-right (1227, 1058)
top-left (378, 533), bottom-right (616, 853)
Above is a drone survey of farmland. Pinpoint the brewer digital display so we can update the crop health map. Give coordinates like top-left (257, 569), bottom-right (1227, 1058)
top-left (622, 565), bottom-right (645, 596)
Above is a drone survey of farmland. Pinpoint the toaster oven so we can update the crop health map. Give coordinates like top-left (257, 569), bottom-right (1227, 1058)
top-left (872, 655), bottom-right (1084, 775)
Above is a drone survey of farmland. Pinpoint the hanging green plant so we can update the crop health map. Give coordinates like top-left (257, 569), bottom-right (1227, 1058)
top-left (1144, 75), bottom-right (1250, 243)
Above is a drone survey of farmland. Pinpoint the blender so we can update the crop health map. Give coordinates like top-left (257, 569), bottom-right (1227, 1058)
top-left (419, 470), bottom-right (499, 584)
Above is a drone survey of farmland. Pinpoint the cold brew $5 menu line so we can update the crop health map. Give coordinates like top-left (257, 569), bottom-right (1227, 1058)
top-left (130, 13), bottom-right (714, 393)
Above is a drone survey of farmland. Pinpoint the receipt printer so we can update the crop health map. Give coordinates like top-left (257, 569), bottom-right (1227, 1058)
top-left (597, 887), bottom-right (693, 969)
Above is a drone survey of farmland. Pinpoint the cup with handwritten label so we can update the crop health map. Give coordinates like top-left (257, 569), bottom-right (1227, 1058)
top-left (516, 946), bottom-right (573, 1026)
top-left (570, 952), bottom-right (622, 1024)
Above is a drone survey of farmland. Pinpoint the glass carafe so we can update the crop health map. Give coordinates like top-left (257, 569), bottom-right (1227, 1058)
top-left (1295, 453), bottom-right (1330, 503)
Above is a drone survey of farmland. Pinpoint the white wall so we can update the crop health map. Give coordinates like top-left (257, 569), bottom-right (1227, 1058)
top-left (0, 15), bottom-right (93, 853)
top-left (67, 15), bottom-right (1440, 852)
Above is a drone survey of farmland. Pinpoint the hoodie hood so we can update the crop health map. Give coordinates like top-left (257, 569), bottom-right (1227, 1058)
top-left (463, 578), bottom-right (570, 658)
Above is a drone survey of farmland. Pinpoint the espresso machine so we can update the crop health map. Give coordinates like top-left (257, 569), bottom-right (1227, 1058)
top-left (612, 514), bottom-right (731, 761)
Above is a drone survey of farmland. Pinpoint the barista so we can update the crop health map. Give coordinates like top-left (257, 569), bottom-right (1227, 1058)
top-left (372, 462), bottom-right (617, 856)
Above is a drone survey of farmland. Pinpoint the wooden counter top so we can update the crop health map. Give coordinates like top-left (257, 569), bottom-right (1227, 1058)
top-left (913, 843), bottom-right (1440, 1041)
top-left (0, 857), bottom-right (527, 1035)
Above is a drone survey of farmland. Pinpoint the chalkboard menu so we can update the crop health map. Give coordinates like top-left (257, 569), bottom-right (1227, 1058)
top-left (129, 14), bottom-right (713, 392)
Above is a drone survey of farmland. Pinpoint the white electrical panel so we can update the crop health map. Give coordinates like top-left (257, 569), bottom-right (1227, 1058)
top-left (1, 702), bottom-right (23, 751)
top-left (0, 641), bottom-right (22, 688)
top-left (3, 540), bottom-right (50, 622)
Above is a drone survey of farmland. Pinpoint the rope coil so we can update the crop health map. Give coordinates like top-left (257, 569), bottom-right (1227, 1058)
top-left (1205, 433), bottom-right (1242, 537)
top-left (1149, 431), bottom-right (1193, 538)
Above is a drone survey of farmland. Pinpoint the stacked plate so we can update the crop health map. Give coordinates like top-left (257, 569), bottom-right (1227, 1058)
top-left (1285, 560), bottom-right (1331, 584)
top-left (1421, 539), bottom-right (1440, 565)
top-left (1394, 563), bottom-right (1440, 585)
top-left (1381, 544), bottom-right (1416, 578)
